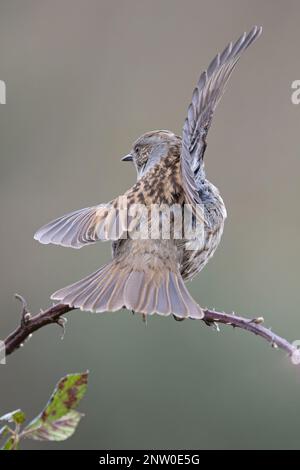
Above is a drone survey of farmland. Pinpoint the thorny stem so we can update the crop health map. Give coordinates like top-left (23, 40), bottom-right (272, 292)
top-left (3, 294), bottom-right (299, 362)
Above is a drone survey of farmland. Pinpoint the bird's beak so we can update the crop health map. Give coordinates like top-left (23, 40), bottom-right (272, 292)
top-left (121, 153), bottom-right (133, 162)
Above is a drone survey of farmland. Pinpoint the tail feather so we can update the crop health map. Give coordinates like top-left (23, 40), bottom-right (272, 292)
top-left (51, 262), bottom-right (204, 319)
top-left (123, 271), bottom-right (145, 311)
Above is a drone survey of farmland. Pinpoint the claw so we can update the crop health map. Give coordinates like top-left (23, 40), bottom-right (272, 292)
top-left (56, 317), bottom-right (67, 340)
top-left (203, 318), bottom-right (220, 331)
top-left (173, 315), bottom-right (186, 322)
top-left (249, 316), bottom-right (264, 324)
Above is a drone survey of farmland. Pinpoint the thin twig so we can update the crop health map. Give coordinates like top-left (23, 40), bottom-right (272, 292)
top-left (3, 294), bottom-right (298, 362)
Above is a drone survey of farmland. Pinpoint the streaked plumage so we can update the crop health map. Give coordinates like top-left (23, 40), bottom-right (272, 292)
top-left (34, 26), bottom-right (262, 320)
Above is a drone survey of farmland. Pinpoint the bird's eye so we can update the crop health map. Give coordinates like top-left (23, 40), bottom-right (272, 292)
top-left (134, 145), bottom-right (140, 153)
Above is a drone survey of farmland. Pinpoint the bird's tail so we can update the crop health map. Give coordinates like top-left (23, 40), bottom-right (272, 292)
top-left (51, 261), bottom-right (203, 320)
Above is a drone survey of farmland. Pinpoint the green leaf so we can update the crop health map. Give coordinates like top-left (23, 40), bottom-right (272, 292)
top-left (23, 410), bottom-right (84, 441)
top-left (23, 371), bottom-right (88, 441)
top-left (1, 436), bottom-right (17, 450)
top-left (0, 409), bottom-right (26, 425)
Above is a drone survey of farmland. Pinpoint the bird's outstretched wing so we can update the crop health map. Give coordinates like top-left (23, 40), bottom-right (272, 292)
top-left (181, 25), bottom-right (262, 207)
top-left (34, 204), bottom-right (111, 248)
top-left (34, 192), bottom-right (143, 248)
top-left (34, 172), bottom-right (171, 248)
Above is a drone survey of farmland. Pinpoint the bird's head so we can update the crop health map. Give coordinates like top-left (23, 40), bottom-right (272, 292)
top-left (121, 130), bottom-right (181, 178)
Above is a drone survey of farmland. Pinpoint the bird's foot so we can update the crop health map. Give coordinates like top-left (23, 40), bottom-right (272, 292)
top-left (203, 318), bottom-right (220, 331)
top-left (173, 314), bottom-right (186, 322)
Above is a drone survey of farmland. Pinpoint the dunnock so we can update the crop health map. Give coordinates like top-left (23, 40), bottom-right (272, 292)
top-left (34, 26), bottom-right (262, 320)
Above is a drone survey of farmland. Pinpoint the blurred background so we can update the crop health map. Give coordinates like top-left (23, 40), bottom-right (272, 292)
top-left (0, 0), bottom-right (300, 450)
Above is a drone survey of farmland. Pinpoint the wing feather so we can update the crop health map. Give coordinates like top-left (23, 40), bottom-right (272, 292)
top-left (181, 26), bottom-right (262, 206)
top-left (34, 188), bottom-right (146, 248)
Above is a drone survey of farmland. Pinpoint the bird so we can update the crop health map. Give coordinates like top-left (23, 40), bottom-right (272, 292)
top-left (34, 26), bottom-right (262, 321)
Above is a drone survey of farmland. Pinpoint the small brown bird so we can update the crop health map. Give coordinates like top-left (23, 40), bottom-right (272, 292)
top-left (34, 26), bottom-right (262, 320)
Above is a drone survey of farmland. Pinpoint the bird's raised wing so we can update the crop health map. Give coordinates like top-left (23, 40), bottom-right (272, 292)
top-left (181, 26), bottom-right (262, 207)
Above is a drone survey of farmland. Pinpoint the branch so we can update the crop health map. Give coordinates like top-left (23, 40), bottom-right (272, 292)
top-left (4, 295), bottom-right (73, 357)
top-left (3, 294), bottom-right (299, 363)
